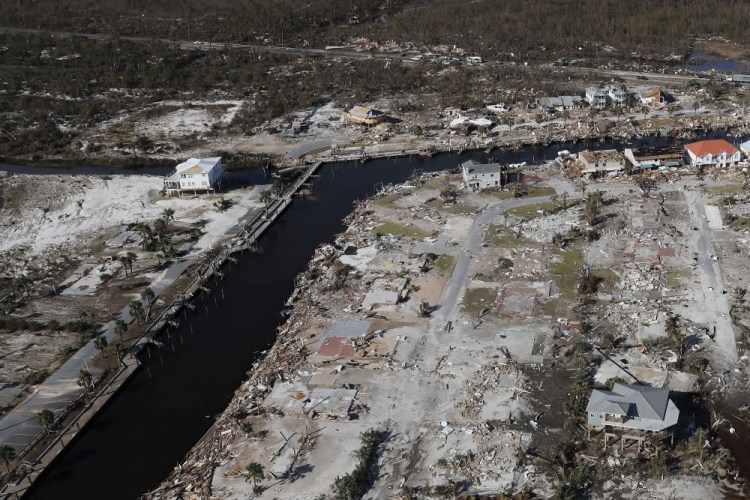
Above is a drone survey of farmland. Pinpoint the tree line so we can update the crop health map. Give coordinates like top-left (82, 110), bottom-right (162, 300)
top-left (3, 0), bottom-right (750, 61)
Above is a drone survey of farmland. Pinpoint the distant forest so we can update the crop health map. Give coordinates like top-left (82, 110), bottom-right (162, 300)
top-left (3, 0), bottom-right (750, 59)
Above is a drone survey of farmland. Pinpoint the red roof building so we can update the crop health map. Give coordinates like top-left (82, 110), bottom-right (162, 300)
top-left (684, 139), bottom-right (741, 168)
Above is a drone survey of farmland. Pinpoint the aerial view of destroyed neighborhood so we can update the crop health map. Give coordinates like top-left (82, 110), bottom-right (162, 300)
top-left (3, 2), bottom-right (750, 500)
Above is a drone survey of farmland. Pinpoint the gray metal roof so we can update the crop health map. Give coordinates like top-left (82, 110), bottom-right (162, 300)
top-left (461, 159), bottom-right (501, 174)
top-left (586, 383), bottom-right (670, 421)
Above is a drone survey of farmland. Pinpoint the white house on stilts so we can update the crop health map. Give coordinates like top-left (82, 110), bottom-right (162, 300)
top-left (164, 157), bottom-right (225, 196)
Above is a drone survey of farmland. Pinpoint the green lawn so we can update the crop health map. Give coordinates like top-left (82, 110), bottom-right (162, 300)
top-left (664, 269), bottom-right (689, 289)
top-left (484, 224), bottom-right (537, 247)
top-left (524, 186), bottom-right (557, 198)
top-left (550, 247), bottom-right (583, 275)
top-left (435, 254), bottom-right (456, 276)
top-left (425, 199), bottom-right (478, 214)
top-left (591, 268), bottom-right (619, 293)
top-left (375, 193), bottom-right (401, 206)
top-left (373, 220), bottom-right (429, 239)
top-left (506, 201), bottom-right (558, 219)
top-left (704, 184), bottom-right (743, 196)
top-left (461, 287), bottom-right (497, 317)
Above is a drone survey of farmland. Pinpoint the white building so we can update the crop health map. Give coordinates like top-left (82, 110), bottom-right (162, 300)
top-left (606, 86), bottom-right (627, 107)
top-left (461, 159), bottom-right (502, 190)
top-left (585, 87), bottom-right (608, 110)
top-left (164, 157), bottom-right (225, 196)
top-left (684, 140), bottom-right (740, 168)
top-left (586, 86), bottom-right (627, 109)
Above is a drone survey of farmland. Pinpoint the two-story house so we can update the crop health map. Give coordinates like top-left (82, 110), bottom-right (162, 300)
top-left (164, 157), bottom-right (224, 196)
top-left (461, 159), bottom-right (502, 191)
top-left (684, 139), bottom-right (741, 168)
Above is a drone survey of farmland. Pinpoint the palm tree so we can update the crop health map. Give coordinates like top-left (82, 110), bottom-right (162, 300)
top-left (0, 445), bottom-right (16, 478)
top-left (260, 189), bottom-right (273, 207)
top-left (114, 341), bottom-right (124, 360)
top-left (93, 335), bottom-right (108, 357)
top-left (245, 462), bottom-right (264, 486)
top-left (11, 276), bottom-right (30, 300)
top-left (129, 300), bottom-right (145, 325)
top-left (77, 369), bottom-right (93, 391)
top-left (162, 208), bottom-right (175, 224)
top-left (115, 319), bottom-right (128, 341)
top-left (141, 287), bottom-right (155, 320)
top-left (37, 409), bottom-right (55, 433)
top-left (154, 218), bottom-right (168, 239)
top-left (99, 273), bottom-right (112, 295)
top-left (125, 252), bottom-right (137, 274)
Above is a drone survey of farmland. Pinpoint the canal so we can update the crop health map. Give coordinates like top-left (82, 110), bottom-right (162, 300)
top-left (10, 133), bottom-right (748, 498)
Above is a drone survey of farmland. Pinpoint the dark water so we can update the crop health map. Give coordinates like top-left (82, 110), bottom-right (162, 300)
top-left (682, 49), bottom-right (750, 74)
top-left (19, 133), bottom-right (750, 499)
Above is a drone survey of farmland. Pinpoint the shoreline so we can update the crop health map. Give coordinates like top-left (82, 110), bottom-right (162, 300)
top-left (0, 163), bottom-right (323, 497)
top-left (2, 118), bottom-right (746, 175)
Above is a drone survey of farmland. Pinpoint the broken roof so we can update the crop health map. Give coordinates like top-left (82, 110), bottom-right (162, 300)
top-left (685, 139), bottom-right (737, 157)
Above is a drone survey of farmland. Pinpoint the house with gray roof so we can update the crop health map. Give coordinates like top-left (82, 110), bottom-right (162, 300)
top-left (586, 383), bottom-right (679, 432)
top-left (461, 159), bottom-right (502, 191)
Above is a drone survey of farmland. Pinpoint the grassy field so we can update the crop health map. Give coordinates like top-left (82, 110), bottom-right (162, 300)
top-left (375, 193), bottom-right (402, 207)
top-left (373, 221), bottom-right (429, 239)
top-left (484, 224), bottom-right (538, 247)
top-left (664, 269), bottom-right (690, 289)
top-left (425, 199), bottom-right (478, 214)
top-left (461, 287), bottom-right (497, 316)
top-left (506, 201), bottom-right (558, 219)
top-left (705, 184), bottom-right (744, 196)
top-left (435, 254), bottom-right (456, 276)
top-left (524, 186), bottom-right (557, 198)
top-left (591, 268), bottom-right (619, 293)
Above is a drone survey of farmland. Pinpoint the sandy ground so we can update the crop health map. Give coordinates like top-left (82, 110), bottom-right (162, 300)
top-left (150, 164), bottom-right (750, 499)
top-left (0, 170), bottom-right (266, 396)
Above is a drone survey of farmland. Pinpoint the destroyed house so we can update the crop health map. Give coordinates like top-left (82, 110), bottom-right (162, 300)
top-left (578, 150), bottom-right (626, 176)
top-left (624, 146), bottom-right (683, 170)
top-left (586, 383), bottom-right (679, 432)
top-left (684, 139), bottom-right (740, 168)
top-left (344, 106), bottom-right (386, 126)
top-left (637, 86), bottom-right (665, 105)
top-left (163, 157), bottom-right (224, 196)
top-left (461, 159), bottom-right (501, 190)
top-left (536, 95), bottom-right (584, 112)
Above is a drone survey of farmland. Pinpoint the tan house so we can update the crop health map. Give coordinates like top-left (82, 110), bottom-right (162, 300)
top-left (344, 106), bottom-right (386, 126)
top-left (638, 86), bottom-right (665, 105)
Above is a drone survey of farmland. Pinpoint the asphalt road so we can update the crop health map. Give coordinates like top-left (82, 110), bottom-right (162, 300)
top-left (685, 190), bottom-right (738, 368)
